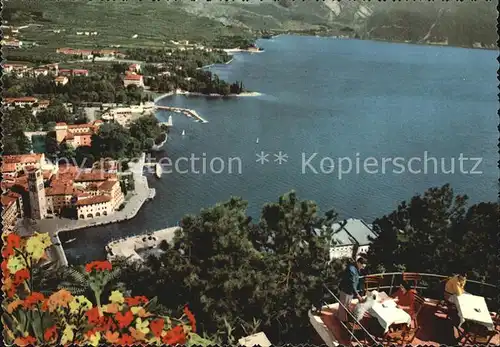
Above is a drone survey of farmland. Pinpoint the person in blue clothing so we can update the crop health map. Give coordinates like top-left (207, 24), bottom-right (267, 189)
top-left (337, 257), bottom-right (367, 322)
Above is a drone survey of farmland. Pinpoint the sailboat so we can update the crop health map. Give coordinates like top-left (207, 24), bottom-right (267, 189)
top-left (256, 137), bottom-right (259, 144)
top-left (182, 130), bottom-right (186, 136)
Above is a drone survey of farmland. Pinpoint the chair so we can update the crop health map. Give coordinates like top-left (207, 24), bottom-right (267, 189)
top-left (403, 272), bottom-right (421, 289)
top-left (411, 293), bottom-right (425, 326)
top-left (459, 322), bottom-right (498, 345)
top-left (364, 275), bottom-right (384, 292)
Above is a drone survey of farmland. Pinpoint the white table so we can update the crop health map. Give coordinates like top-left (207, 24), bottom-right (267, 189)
top-left (454, 293), bottom-right (494, 331)
top-left (369, 299), bottom-right (412, 333)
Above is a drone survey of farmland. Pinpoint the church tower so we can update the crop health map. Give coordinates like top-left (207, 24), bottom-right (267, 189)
top-left (28, 168), bottom-right (47, 219)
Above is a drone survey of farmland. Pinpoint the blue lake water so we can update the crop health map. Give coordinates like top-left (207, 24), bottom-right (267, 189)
top-left (62, 36), bottom-right (498, 264)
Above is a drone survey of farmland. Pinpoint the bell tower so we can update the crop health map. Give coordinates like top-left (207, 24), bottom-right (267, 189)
top-left (28, 168), bottom-right (47, 219)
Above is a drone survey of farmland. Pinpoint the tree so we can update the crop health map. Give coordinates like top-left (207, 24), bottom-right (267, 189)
top-left (117, 192), bottom-right (339, 344)
top-left (3, 131), bottom-right (32, 155)
top-left (366, 184), bottom-right (498, 285)
top-left (91, 122), bottom-right (132, 160)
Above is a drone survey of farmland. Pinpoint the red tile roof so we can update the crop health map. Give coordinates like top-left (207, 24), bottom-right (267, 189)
top-left (3, 154), bottom-right (43, 164)
top-left (76, 195), bottom-right (111, 206)
top-left (1, 194), bottom-right (18, 209)
top-left (2, 163), bottom-right (17, 173)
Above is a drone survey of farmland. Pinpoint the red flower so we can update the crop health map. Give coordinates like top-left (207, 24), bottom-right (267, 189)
top-left (118, 333), bottom-right (134, 345)
top-left (86, 307), bottom-right (102, 325)
top-left (44, 325), bottom-right (58, 342)
top-left (13, 268), bottom-right (30, 285)
top-left (23, 292), bottom-right (45, 308)
top-left (184, 305), bottom-right (196, 333)
top-left (124, 295), bottom-right (149, 306)
top-left (150, 318), bottom-right (164, 338)
top-left (115, 310), bottom-right (134, 329)
top-left (41, 299), bottom-right (50, 312)
top-left (1, 260), bottom-right (10, 278)
top-left (85, 260), bottom-right (112, 273)
top-left (2, 234), bottom-right (21, 258)
top-left (7, 233), bottom-right (21, 248)
top-left (6, 286), bottom-right (16, 298)
top-left (162, 325), bottom-right (187, 345)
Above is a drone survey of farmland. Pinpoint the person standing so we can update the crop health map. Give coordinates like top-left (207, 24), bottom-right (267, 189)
top-left (337, 257), bottom-right (367, 322)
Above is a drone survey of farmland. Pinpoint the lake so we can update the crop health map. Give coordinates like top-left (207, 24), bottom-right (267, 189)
top-left (61, 36), bottom-right (498, 264)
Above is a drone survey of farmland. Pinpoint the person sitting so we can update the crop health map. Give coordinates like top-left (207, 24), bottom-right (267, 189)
top-left (391, 280), bottom-right (416, 316)
top-left (444, 272), bottom-right (467, 303)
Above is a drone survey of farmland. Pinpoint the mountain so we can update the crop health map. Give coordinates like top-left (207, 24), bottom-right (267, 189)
top-left (3, 0), bottom-right (498, 49)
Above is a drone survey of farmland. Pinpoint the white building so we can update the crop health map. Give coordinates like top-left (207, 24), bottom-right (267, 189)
top-left (123, 74), bottom-right (144, 88)
top-left (328, 218), bottom-right (378, 260)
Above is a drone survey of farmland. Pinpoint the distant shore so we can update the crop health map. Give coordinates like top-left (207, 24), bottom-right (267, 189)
top-left (154, 89), bottom-right (261, 103)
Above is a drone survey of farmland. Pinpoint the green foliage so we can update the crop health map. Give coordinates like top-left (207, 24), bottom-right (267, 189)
top-left (366, 184), bottom-right (499, 287)
top-left (113, 192), bottom-right (338, 344)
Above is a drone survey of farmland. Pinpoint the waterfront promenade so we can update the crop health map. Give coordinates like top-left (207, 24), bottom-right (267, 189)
top-left (106, 226), bottom-right (181, 262)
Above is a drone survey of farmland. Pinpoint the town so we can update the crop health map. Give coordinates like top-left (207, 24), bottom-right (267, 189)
top-left (2, 2), bottom-right (497, 347)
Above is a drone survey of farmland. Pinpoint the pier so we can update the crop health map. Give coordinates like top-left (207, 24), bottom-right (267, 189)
top-left (106, 226), bottom-right (181, 262)
top-left (155, 105), bottom-right (208, 123)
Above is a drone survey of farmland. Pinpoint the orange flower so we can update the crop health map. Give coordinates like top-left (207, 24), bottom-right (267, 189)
top-left (150, 318), bottom-right (164, 338)
top-left (85, 260), bottom-right (112, 273)
top-left (44, 325), bottom-right (58, 342)
top-left (14, 335), bottom-right (36, 346)
top-left (161, 325), bottom-right (187, 345)
top-left (118, 333), bottom-right (134, 345)
top-left (47, 289), bottom-right (73, 312)
top-left (23, 292), bottom-right (45, 308)
top-left (7, 299), bottom-right (23, 314)
top-left (115, 310), bottom-right (134, 329)
top-left (129, 327), bottom-right (146, 341)
top-left (13, 268), bottom-right (30, 285)
top-left (184, 305), bottom-right (196, 333)
top-left (104, 303), bottom-right (120, 314)
top-left (105, 331), bottom-right (120, 344)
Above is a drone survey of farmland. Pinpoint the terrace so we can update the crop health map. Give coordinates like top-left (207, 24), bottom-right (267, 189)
top-left (310, 272), bottom-right (499, 346)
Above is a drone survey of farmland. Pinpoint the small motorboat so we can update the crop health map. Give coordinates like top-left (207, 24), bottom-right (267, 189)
top-left (182, 130), bottom-right (186, 136)
top-left (256, 137), bottom-right (259, 144)
top-left (65, 238), bottom-right (76, 244)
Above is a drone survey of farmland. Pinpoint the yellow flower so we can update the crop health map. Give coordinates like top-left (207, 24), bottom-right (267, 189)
top-left (7, 255), bottom-right (27, 273)
top-left (88, 331), bottom-right (101, 347)
top-left (109, 290), bottom-right (124, 304)
top-left (135, 317), bottom-right (150, 334)
top-left (60, 324), bottom-right (75, 345)
top-left (68, 295), bottom-right (92, 313)
top-left (25, 233), bottom-right (52, 261)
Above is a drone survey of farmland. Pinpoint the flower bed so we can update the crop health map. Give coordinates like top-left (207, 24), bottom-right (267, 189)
top-left (2, 232), bottom-right (204, 346)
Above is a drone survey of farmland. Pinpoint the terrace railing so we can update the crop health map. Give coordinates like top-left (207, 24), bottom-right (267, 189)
top-left (358, 272), bottom-right (498, 309)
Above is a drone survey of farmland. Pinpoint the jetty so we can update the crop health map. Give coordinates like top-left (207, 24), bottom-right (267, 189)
top-left (155, 105), bottom-right (208, 123)
top-left (106, 226), bottom-right (181, 262)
